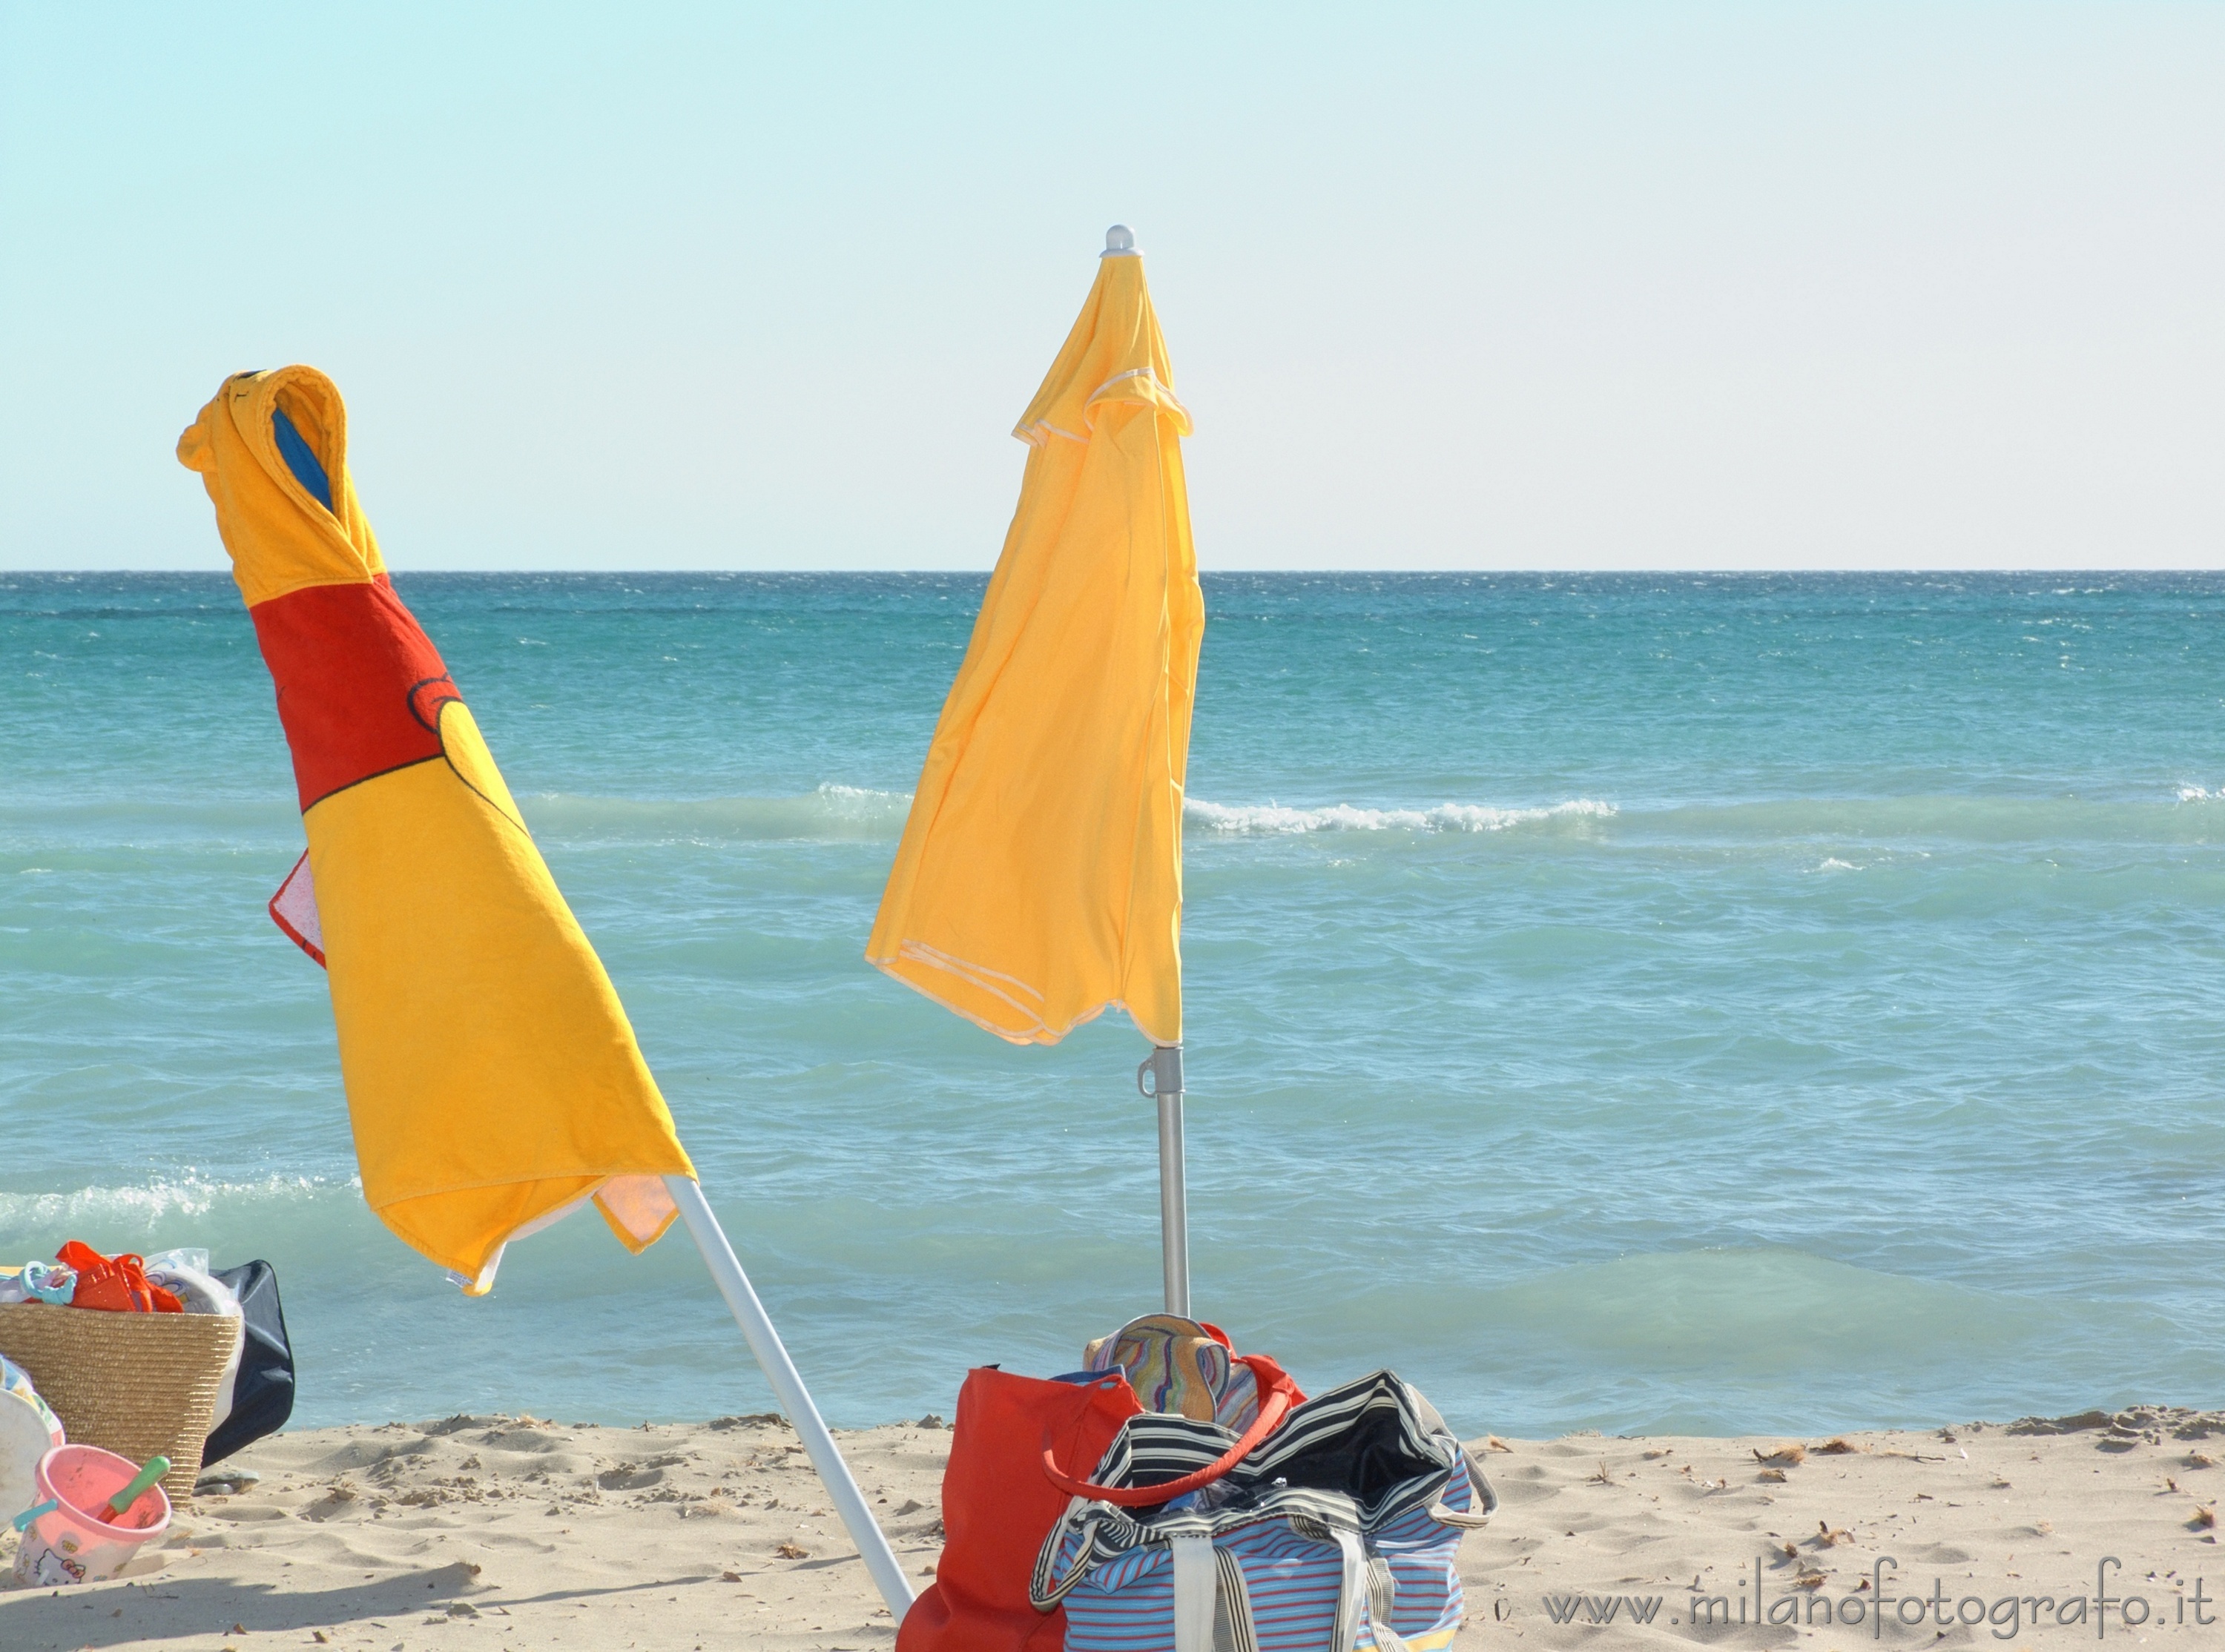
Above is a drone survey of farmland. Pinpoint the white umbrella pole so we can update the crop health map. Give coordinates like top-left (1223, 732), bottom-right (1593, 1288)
top-left (665, 1176), bottom-right (916, 1618)
top-left (1142, 1045), bottom-right (1190, 1315)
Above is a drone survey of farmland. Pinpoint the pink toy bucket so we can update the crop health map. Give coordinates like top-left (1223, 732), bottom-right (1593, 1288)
top-left (12, 1444), bottom-right (171, 1587)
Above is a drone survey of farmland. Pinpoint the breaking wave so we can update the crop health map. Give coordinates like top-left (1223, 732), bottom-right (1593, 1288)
top-left (1184, 797), bottom-right (1618, 835)
top-left (0, 1174), bottom-right (351, 1236)
top-left (520, 783), bottom-right (914, 843)
top-left (524, 787), bottom-right (1625, 843)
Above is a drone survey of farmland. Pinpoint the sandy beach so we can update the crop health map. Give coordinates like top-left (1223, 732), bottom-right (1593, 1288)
top-left (4, 1404), bottom-right (2219, 1649)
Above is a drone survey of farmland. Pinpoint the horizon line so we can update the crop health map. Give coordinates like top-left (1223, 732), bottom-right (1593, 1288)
top-left (7, 565), bottom-right (2225, 580)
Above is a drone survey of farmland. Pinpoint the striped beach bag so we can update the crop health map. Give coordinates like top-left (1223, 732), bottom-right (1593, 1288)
top-left (899, 1318), bottom-right (1304, 1652)
top-left (1032, 1370), bottom-right (1495, 1652)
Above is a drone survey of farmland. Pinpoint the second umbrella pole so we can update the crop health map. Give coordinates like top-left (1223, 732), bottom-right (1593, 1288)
top-left (1141, 1045), bottom-right (1190, 1315)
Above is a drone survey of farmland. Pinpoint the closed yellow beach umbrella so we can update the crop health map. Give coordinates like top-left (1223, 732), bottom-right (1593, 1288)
top-left (178, 366), bottom-right (695, 1292)
top-left (868, 226), bottom-right (1207, 1310)
top-left (179, 366), bottom-right (912, 1613)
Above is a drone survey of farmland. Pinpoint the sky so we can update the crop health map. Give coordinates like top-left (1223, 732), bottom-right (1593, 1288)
top-left (1, 3), bottom-right (2219, 572)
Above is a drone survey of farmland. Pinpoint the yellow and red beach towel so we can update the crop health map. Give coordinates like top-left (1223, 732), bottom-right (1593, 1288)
top-left (179, 366), bottom-right (693, 1293)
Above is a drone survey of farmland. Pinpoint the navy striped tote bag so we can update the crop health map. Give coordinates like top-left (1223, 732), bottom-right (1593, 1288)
top-left (1031, 1370), bottom-right (1495, 1652)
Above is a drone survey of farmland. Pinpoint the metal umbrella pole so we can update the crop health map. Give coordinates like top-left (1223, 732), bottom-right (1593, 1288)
top-left (666, 1177), bottom-right (915, 1616)
top-left (1139, 1045), bottom-right (1189, 1316)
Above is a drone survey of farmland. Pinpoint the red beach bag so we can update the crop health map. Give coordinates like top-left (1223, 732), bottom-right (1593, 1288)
top-left (898, 1365), bottom-right (1141, 1652)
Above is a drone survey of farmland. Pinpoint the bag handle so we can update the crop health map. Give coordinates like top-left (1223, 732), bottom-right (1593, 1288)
top-left (1426, 1447), bottom-right (1499, 1529)
top-left (1040, 1383), bottom-right (1293, 1506)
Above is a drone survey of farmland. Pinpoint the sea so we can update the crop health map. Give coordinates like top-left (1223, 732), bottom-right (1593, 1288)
top-left (4, 570), bottom-right (2222, 1440)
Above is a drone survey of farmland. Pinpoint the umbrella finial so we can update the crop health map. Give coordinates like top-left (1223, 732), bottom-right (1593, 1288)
top-left (1101, 224), bottom-right (1139, 257)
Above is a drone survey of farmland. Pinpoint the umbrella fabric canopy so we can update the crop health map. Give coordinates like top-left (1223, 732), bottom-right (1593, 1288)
top-left (177, 366), bottom-right (695, 1294)
top-left (868, 235), bottom-right (1203, 1049)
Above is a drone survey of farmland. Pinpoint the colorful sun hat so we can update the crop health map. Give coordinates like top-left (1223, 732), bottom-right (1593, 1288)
top-left (0, 1353), bottom-right (67, 1524)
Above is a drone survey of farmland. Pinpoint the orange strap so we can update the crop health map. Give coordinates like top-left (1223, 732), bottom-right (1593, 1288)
top-left (1040, 1385), bottom-right (1293, 1507)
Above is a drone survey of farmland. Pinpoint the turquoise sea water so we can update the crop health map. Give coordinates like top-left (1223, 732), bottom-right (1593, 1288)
top-left (4, 570), bottom-right (2222, 1438)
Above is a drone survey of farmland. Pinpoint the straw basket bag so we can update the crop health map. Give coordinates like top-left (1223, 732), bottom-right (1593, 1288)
top-left (0, 1304), bottom-right (240, 1505)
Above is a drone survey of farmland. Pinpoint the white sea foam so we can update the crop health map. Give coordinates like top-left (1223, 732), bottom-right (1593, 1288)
top-left (519, 783), bottom-right (914, 842)
top-left (0, 1174), bottom-right (350, 1235)
top-left (2178, 785), bottom-right (2216, 802)
top-left (523, 786), bottom-right (1621, 842)
top-left (1184, 797), bottom-right (1617, 835)
top-left (811, 782), bottom-right (912, 816)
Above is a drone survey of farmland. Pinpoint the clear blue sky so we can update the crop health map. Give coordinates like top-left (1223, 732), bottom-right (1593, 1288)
top-left (2, 3), bottom-right (2218, 571)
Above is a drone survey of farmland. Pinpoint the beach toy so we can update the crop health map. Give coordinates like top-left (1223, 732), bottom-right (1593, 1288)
top-left (22, 1259), bottom-right (77, 1304)
top-left (56, 1241), bottom-right (182, 1314)
top-left (12, 1499), bottom-right (57, 1531)
top-left (0, 1354), bottom-right (66, 1529)
top-left (11, 1444), bottom-right (172, 1587)
top-left (0, 1260), bottom-right (79, 1305)
top-left (97, 1453), bottom-right (171, 1522)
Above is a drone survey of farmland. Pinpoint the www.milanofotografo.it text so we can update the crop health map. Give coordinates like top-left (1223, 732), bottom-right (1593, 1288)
top-left (1537, 1557), bottom-right (2215, 1637)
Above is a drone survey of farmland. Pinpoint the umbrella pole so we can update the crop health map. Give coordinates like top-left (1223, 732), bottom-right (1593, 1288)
top-left (665, 1176), bottom-right (916, 1618)
top-left (1144, 1045), bottom-right (1190, 1315)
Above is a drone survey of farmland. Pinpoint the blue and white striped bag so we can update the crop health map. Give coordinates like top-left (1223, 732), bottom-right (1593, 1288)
top-left (1031, 1370), bottom-right (1495, 1652)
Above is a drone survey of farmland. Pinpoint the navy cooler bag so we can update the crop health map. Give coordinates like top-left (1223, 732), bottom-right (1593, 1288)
top-left (202, 1260), bottom-right (297, 1466)
top-left (1033, 1371), bottom-right (1495, 1652)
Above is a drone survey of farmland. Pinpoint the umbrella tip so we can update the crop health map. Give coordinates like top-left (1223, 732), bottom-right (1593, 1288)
top-left (1101, 224), bottom-right (1139, 257)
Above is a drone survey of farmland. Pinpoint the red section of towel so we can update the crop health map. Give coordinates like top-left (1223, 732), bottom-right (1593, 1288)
top-left (248, 576), bottom-right (453, 811)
